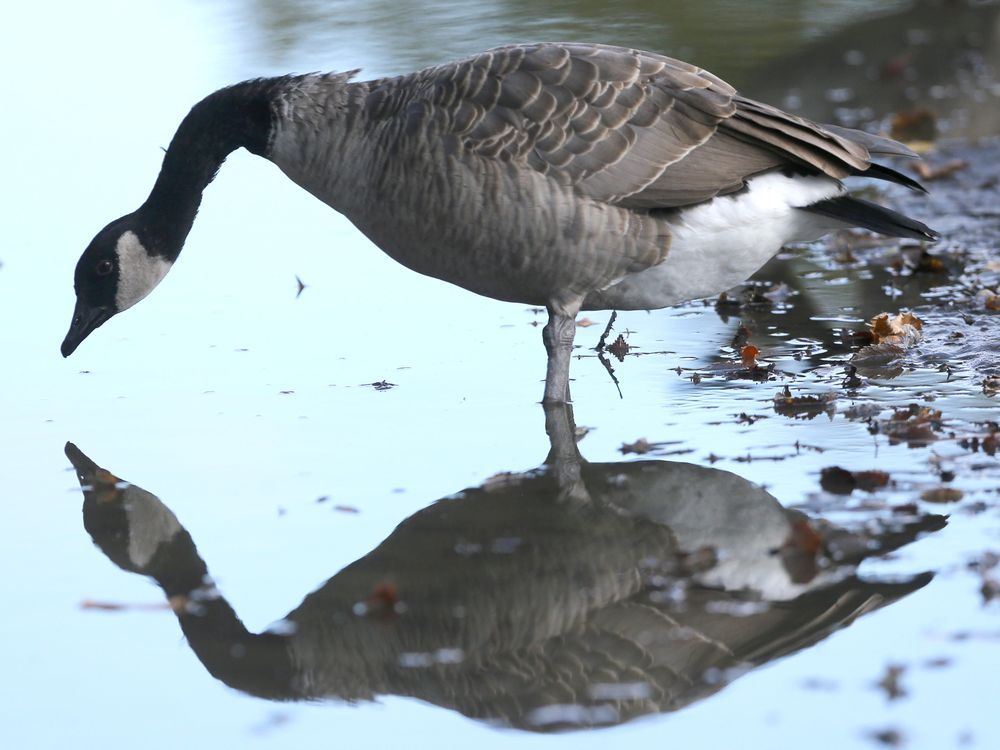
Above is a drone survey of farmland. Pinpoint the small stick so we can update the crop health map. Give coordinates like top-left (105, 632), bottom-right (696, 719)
top-left (595, 311), bottom-right (618, 351)
top-left (597, 350), bottom-right (624, 399)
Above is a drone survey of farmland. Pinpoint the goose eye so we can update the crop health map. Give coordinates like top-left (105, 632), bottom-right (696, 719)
top-left (96, 260), bottom-right (113, 276)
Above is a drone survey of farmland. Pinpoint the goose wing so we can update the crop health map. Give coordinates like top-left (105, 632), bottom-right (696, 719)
top-left (365, 43), bottom-right (898, 209)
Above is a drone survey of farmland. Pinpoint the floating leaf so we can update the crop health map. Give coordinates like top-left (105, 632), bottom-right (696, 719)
top-left (920, 487), bottom-right (963, 503)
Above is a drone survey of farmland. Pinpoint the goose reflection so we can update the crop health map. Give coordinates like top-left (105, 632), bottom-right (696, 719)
top-left (66, 404), bottom-right (942, 732)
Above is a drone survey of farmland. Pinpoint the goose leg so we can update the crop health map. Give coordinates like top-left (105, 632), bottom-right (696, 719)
top-left (542, 298), bottom-right (582, 403)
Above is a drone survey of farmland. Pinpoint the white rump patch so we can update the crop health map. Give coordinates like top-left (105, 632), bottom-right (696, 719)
top-left (593, 172), bottom-right (845, 310)
top-left (114, 230), bottom-right (172, 311)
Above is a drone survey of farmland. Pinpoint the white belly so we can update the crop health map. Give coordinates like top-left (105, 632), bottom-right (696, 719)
top-left (586, 172), bottom-right (844, 311)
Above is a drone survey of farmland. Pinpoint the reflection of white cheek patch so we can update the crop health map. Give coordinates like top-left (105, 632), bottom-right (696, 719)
top-left (114, 230), bottom-right (172, 311)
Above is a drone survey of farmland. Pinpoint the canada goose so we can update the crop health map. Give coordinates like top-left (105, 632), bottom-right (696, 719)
top-left (66, 404), bottom-right (941, 730)
top-left (62, 43), bottom-right (936, 401)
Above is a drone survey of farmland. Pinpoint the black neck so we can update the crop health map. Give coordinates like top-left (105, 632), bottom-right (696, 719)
top-left (138, 78), bottom-right (282, 259)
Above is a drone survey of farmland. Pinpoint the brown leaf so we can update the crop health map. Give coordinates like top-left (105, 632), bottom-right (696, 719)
top-left (914, 159), bottom-right (968, 181)
top-left (620, 438), bottom-right (653, 455)
top-left (869, 312), bottom-right (923, 345)
top-left (607, 334), bottom-right (630, 362)
top-left (820, 467), bottom-right (891, 494)
top-left (774, 386), bottom-right (837, 420)
top-left (363, 581), bottom-right (402, 618)
top-left (855, 471), bottom-right (891, 492)
top-left (890, 107), bottom-right (935, 142)
top-left (984, 377), bottom-right (1000, 397)
top-left (80, 600), bottom-right (171, 612)
top-left (740, 345), bottom-right (760, 368)
top-left (786, 518), bottom-right (823, 556)
top-left (576, 318), bottom-right (596, 328)
top-left (920, 487), bottom-right (963, 503)
top-left (882, 404), bottom-right (943, 446)
top-left (820, 466), bottom-right (858, 495)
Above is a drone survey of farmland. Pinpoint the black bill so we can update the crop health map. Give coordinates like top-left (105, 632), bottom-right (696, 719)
top-left (61, 300), bottom-right (112, 357)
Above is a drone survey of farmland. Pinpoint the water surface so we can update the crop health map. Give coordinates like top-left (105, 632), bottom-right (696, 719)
top-left (1, 2), bottom-right (998, 749)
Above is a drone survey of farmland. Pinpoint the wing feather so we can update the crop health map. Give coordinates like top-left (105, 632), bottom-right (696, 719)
top-left (364, 43), bottom-right (916, 208)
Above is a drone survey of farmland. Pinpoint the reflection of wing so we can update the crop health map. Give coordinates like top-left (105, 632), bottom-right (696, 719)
top-left (441, 574), bottom-right (931, 730)
top-left (364, 43), bottom-right (908, 209)
top-left (68, 438), bottom-right (940, 732)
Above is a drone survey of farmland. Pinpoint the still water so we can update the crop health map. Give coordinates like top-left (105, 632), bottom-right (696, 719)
top-left (2, 2), bottom-right (998, 748)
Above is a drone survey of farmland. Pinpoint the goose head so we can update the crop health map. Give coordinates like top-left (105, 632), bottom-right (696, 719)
top-left (62, 215), bottom-right (174, 357)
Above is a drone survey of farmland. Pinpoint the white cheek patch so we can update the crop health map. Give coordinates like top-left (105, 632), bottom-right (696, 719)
top-left (114, 230), bottom-right (172, 311)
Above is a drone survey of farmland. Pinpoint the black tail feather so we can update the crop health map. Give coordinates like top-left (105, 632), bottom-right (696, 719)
top-left (801, 195), bottom-right (939, 242)
top-left (863, 162), bottom-right (928, 193)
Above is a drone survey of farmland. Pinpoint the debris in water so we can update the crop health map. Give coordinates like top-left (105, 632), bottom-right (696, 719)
top-left (984, 377), bottom-right (1000, 397)
top-left (881, 404), bottom-right (943, 447)
top-left (80, 600), bottom-right (170, 612)
top-left (874, 664), bottom-right (908, 701)
top-left (607, 334), bottom-right (630, 361)
top-left (576, 317), bottom-right (596, 327)
top-left (890, 107), bottom-right (935, 144)
top-left (774, 385), bottom-right (837, 420)
top-left (358, 580), bottom-right (404, 618)
top-left (867, 727), bottom-right (905, 747)
top-left (914, 159), bottom-right (969, 182)
top-left (740, 345), bottom-right (760, 368)
top-left (620, 438), bottom-right (654, 455)
top-left (852, 312), bottom-right (923, 366)
top-left (730, 325), bottom-right (751, 350)
top-left (820, 467), bottom-right (891, 494)
top-left (920, 487), bottom-right (963, 504)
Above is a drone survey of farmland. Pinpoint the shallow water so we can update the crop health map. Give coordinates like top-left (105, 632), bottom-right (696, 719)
top-left (2, 2), bottom-right (999, 749)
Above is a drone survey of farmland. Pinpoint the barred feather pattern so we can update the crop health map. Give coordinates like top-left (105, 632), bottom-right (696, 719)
top-left (266, 43), bottom-right (915, 309)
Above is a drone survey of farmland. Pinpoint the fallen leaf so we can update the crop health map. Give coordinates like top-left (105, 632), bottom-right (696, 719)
top-left (786, 518), bottom-right (823, 556)
top-left (620, 438), bottom-right (653, 455)
top-left (920, 487), bottom-right (963, 503)
top-left (820, 467), bottom-right (891, 494)
top-left (869, 312), bottom-right (923, 345)
top-left (80, 600), bottom-right (171, 612)
top-left (914, 159), bottom-right (968, 181)
top-left (576, 318), bottom-right (596, 328)
top-left (891, 107), bottom-right (935, 142)
top-left (774, 386), bottom-right (837, 420)
top-left (820, 467), bottom-right (858, 495)
top-left (362, 581), bottom-right (402, 618)
top-left (868, 728), bottom-right (905, 747)
top-left (852, 313), bottom-right (923, 367)
top-left (855, 471), bottom-right (891, 491)
top-left (881, 404), bottom-right (943, 446)
top-left (607, 334), bottom-right (630, 361)
top-left (984, 377), bottom-right (1000, 396)
top-left (740, 345), bottom-right (760, 368)
top-left (875, 664), bottom-right (907, 701)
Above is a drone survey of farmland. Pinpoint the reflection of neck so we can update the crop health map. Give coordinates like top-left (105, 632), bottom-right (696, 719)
top-left (138, 80), bottom-right (278, 260)
top-left (175, 592), bottom-right (297, 700)
top-left (542, 402), bottom-right (589, 505)
top-left (142, 534), bottom-right (300, 700)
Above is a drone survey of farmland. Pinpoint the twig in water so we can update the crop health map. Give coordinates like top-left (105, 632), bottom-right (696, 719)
top-left (595, 311), bottom-right (618, 351)
top-left (597, 350), bottom-right (624, 399)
